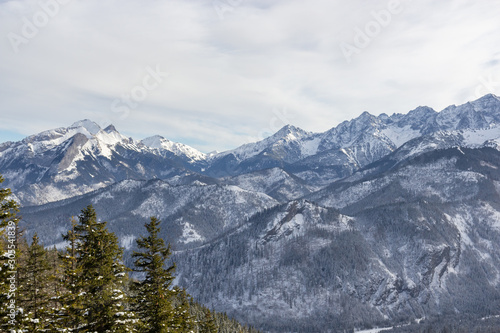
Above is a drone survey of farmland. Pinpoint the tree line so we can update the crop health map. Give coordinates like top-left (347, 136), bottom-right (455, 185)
top-left (0, 175), bottom-right (258, 332)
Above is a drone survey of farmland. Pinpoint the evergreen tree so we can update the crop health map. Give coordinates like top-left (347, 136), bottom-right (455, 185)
top-left (131, 216), bottom-right (190, 332)
top-left (171, 288), bottom-right (195, 332)
top-left (17, 233), bottom-right (52, 331)
top-left (0, 174), bottom-right (20, 331)
top-left (0, 175), bottom-right (19, 229)
top-left (57, 216), bottom-right (85, 330)
top-left (198, 308), bottom-right (218, 333)
top-left (73, 205), bottom-right (135, 332)
top-left (188, 300), bottom-right (258, 333)
top-left (44, 245), bottom-right (64, 332)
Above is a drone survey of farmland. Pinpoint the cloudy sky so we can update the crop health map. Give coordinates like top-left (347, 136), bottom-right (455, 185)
top-left (1, 0), bottom-right (499, 152)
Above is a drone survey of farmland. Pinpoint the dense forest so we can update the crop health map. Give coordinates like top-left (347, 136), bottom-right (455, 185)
top-left (0, 174), bottom-right (258, 332)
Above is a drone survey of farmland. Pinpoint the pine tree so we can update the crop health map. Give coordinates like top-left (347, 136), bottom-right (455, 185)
top-left (131, 216), bottom-right (191, 332)
top-left (44, 245), bottom-right (65, 332)
top-left (72, 205), bottom-right (135, 332)
top-left (57, 216), bottom-right (85, 331)
top-left (171, 287), bottom-right (195, 332)
top-left (17, 233), bottom-right (52, 331)
top-left (199, 308), bottom-right (218, 333)
top-left (0, 174), bottom-right (20, 331)
top-left (0, 175), bottom-right (19, 229)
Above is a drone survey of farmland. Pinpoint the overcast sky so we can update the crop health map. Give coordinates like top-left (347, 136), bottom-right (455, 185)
top-left (1, 0), bottom-right (500, 152)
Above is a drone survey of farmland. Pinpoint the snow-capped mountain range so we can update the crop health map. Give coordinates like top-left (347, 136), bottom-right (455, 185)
top-left (3, 94), bottom-right (500, 206)
top-left (4, 94), bottom-right (500, 332)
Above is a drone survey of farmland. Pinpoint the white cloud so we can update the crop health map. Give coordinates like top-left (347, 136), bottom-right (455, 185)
top-left (1, 0), bottom-right (499, 152)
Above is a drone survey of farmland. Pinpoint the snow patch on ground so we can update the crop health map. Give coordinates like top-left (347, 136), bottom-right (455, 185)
top-left (355, 326), bottom-right (393, 333)
top-left (462, 126), bottom-right (500, 146)
top-left (22, 182), bottom-right (110, 206)
top-left (180, 221), bottom-right (205, 244)
top-left (444, 213), bottom-right (472, 248)
top-left (480, 161), bottom-right (498, 169)
top-left (97, 142), bottom-right (115, 159)
top-left (481, 202), bottom-right (500, 231)
top-left (300, 137), bottom-right (321, 157)
top-left (380, 125), bottom-right (421, 147)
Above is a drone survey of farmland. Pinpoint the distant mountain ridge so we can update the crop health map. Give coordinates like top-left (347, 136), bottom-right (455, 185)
top-left (2, 94), bottom-right (500, 206)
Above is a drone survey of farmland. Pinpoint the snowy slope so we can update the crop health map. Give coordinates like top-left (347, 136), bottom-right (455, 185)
top-left (141, 135), bottom-right (206, 162)
top-left (20, 178), bottom-right (279, 253)
top-left (3, 94), bottom-right (500, 204)
top-left (206, 94), bottom-right (500, 185)
top-left (0, 120), bottom-right (206, 205)
top-left (223, 167), bottom-right (319, 202)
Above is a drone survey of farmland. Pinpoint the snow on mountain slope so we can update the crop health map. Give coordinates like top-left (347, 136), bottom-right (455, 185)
top-left (2, 121), bottom-right (93, 157)
top-left (355, 124), bottom-right (500, 177)
top-left (3, 94), bottom-right (500, 204)
top-left (203, 125), bottom-right (322, 178)
top-left (20, 179), bottom-right (279, 252)
top-left (212, 125), bottom-right (315, 162)
top-left (223, 167), bottom-right (319, 202)
top-left (205, 94), bottom-right (500, 185)
top-left (462, 126), bottom-right (500, 146)
top-left (141, 135), bottom-right (207, 162)
top-left (0, 121), bottom-right (207, 205)
top-left (71, 119), bottom-right (101, 135)
top-left (310, 145), bottom-right (500, 212)
top-left (379, 125), bottom-right (421, 147)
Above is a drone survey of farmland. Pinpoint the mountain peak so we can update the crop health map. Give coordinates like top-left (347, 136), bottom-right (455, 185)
top-left (412, 105), bottom-right (435, 112)
top-left (103, 124), bottom-right (118, 133)
top-left (406, 106), bottom-right (436, 118)
top-left (477, 93), bottom-right (500, 101)
top-left (472, 93), bottom-right (500, 109)
top-left (352, 111), bottom-right (378, 125)
top-left (70, 119), bottom-right (101, 135)
top-left (141, 135), bottom-right (168, 149)
top-left (273, 124), bottom-right (309, 140)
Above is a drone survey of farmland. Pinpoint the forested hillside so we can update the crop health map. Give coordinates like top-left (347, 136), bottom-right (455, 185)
top-left (0, 175), bottom-right (258, 332)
